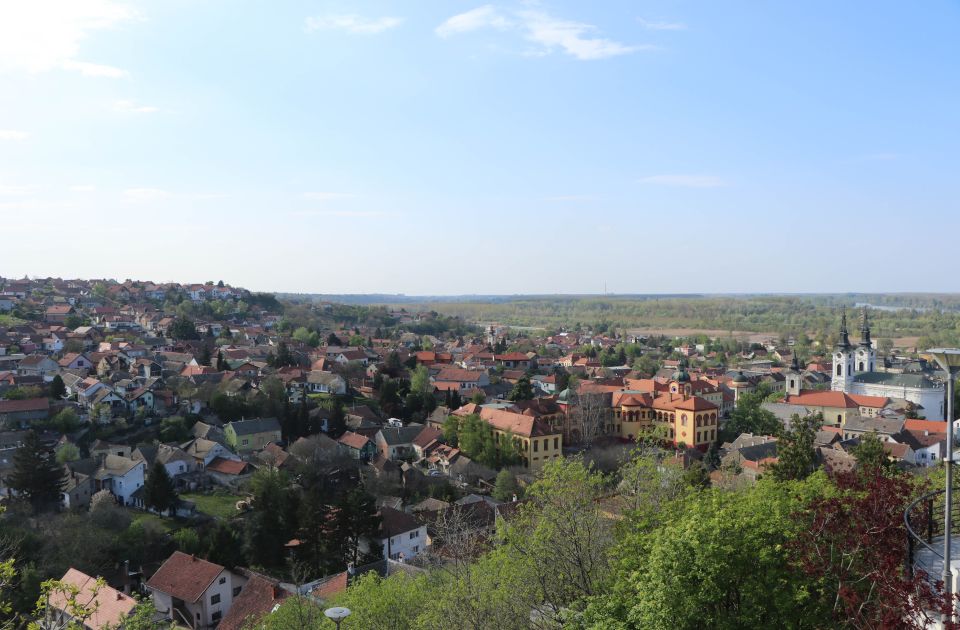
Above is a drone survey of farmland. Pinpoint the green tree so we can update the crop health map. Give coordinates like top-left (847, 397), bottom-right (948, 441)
top-left (49, 375), bottom-right (66, 400)
top-left (410, 365), bottom-right (431, 395)
top-left (51, 408), bottom-right (81, 434)
top-left (9, 431), bottom-right (65, 513)
top-left (330, 487), bottom-right (381, 567)
top-left (143, 460), bottom-right (178, 516)
top-left (442, 415), bottom-right (460, 447)
top-left (492, 469), bottom-right (520, 502)
top-left (55, 442), bottom-right (80, 464)
top-left (770, 413), bottom-right (823, 482)
top-left (508, 374), bottom-right (534, 401)
top-left (723, 386), bottom-right (782, 440)
top-left (851, 430), bottom-right (891, 473)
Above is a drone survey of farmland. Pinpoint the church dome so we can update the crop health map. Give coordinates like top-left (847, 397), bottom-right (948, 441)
top-left (732, 371), bottom-right (749, 384)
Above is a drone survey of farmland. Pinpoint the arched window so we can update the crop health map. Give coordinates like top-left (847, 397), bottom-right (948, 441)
top-left (681, 414), bottom-right (687, 426)
top-left (836, 364), bottom-right (842, 376)
top-left (837, 414), bottom-right (842, 423)
top-left (858, 362), bottom-right (864, 371)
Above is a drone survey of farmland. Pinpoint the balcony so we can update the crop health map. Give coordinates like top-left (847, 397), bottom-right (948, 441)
top-left (905, 488), bottom-right (960, 590)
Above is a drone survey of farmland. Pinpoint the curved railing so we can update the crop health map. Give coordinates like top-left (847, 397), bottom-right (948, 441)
top-left (904, 488), bottom-right (960, 580)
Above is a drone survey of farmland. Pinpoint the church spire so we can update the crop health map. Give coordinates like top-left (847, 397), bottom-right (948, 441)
top-left (836, 308), bottom-right (851, 350)
top-left (859, 306), bottom-right (872, 348)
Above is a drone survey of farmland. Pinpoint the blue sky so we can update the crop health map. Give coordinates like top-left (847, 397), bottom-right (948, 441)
top-left (1, 1), bottom-right (958, 295)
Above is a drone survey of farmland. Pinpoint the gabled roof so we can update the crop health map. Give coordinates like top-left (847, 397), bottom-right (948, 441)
top-left (227, 417), bottom-right (281, 436)
top-left (0, 397), bottom-right (49, 413)
top-left (378, 425), bottom-right (425, 446)
top-left (219, 572), bottom-right (288, 630)
top-left (146, 551), bottom-right (225, 602)
top-left (380, 506), bottom-right (421, 538)
top-left (338, 431), bottom-right (372, 450)
top-left (206, 457), bottom-right (250, 475)
top-left (49, 568), bottom-right (136, 630)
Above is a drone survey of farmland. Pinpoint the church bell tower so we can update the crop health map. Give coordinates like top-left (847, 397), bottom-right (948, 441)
top-left (855, 307), bottom-right (875, 374)
top-left (831, 308), bottom-right (855, 392)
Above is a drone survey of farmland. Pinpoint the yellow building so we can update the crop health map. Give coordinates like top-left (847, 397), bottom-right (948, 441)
top-left (452, 405), bottom-right (564, 471)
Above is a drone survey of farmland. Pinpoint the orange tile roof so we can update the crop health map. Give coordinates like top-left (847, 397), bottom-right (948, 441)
top-left (784, 391), bottom-right (860, 409)
top-left (904, 419), bottom-right (949, 434)
top-left (206, 457), bottom-right (249, 475)
top-left (50, 569), bottom-right (136, 630)
top-left (337, 431), bottom-right (371, 450)
top-left (146, 552), bottom-right (225, 603)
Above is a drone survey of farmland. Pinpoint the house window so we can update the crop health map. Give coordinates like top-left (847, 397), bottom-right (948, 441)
top-left (409, 531), bottom-right (418, 539)
top-left (233, 586), bottom-right (241, 597)
top-left (211, 594), bottom-right (221, 605)
top-left (554, 437), bottom-right (559, 450)
top-left (413, 545), bottom-right (419, 553)
top-left (219, 577), bottom-right (226, 585)
top-left (212, 611), bottom-right (222, 622)
top-left (242, 439), bottom-right (249, 446)
top-left (533, 440), bottom-right (538, 452)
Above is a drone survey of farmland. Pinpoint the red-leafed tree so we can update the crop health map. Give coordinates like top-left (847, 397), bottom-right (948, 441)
top-left (791, 468), bottom-right (955, 629)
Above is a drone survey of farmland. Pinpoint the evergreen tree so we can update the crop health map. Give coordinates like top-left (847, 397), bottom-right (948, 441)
top-left (143, 460), bottom-right (178, 516)
top-left (9, 430), bottom-right (65, 513)
top-left (205, 523), bottom-right (245, 570)
top-left (49, 374), bottom-right (66, 399)
top-left (199, 345), bottom-right (212, 367)
top-left (330, 487), bottom-right (381, 566)
top-left (508, 374), bottom-right (534, 401)
top-left (216, 351), bottom-right (227, 371)
top-left (328, 400), bottom-right (346, 437)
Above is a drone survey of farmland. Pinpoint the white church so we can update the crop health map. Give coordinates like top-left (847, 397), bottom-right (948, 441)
top-left (830, 309), bottom-right (945, 419)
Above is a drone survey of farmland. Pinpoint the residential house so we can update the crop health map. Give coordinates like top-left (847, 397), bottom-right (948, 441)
top-left (375, 425), bottom-right (426, 461)
top-left (0, 397), bottom-right (50, 428)
top-left (306, 371), bottom-right (347, 395)
top-left (181, 438), bottom-right (239, 469)
top-left (46, 568), bottom-right (137, 630)
top-left (17, 355), bottom-right (59, 381)
top-left (217, 571), bottom-right (289, 630)
top-left (94, 455), bottom-right (145, 506)
top-left (361, 506), bottom-right (428, 562)
top-left (44, 305), bottom-right (75, 324)
top-left (337, 431), bottom-right (377, 461)
top-left (224, 418), bottom-right (282, 453)
top-left (133, 444), bottom-right (197, 481)
top-left (431, 367), bottom-right (490, 391)
top-left (146, 551), bottom-right (248, 629)
top-left (58, 353), bottom-right (93, 372)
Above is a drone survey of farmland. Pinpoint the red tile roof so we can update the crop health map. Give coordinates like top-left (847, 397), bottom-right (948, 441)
top-left (49, 568), bottom-right (136, 630)
top-left (0, 397), bottom-right (49, 413)
top-left (338, 431), bottom-right (371, 450)
top-left (219, 573), bottom-right (288, 630)
top-left (146, 551), bottom-right (225, 603)
top-left (206, 457), bottom-right (250, 475)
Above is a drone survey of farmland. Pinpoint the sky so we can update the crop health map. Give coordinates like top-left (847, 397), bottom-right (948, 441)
top-left (0, 1), bottom-right (958, 295)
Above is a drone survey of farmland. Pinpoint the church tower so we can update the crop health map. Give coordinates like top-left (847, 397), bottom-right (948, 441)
top-left (855, 307), bottom-right (876, 374)
top-left (785, 353), bottom-right (803, 397)
top-left (831, 309), bottom-right (855, 392)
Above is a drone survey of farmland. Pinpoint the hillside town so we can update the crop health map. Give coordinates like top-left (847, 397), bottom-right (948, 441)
top-left (0, 276), bottom-right (956, 628)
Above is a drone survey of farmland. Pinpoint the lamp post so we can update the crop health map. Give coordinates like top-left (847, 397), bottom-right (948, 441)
top-left (324, 606), bottom-right (351, 629)
top-left (925, 348), bottom-right (960, 619)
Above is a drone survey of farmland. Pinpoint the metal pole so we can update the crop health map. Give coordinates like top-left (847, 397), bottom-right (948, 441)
top-left (945, 370), bottom-right (955, 620)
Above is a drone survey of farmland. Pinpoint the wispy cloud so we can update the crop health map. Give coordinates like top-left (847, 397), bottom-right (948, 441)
top-left (0, 129), bottom-right (29, 141)
top-left (638, 175), bottom-right (727, 188)
top-left (305, 14), bottom-right (403, 34)
top-left (69, 184), bottom-right (96, 192)
top-left (0, 185), bottom-right (31, 196)
top-left (62, 59), bottom-right (128, 78)
top-left (436, 5), bottom-right (511, 38)
top-left (114, 99), bottom-right (159, 113)
top-left (637, 18), bottom-right (686, 31)
top-left (436, 5), bottom-right (646, 60)
top-left (0, 1), bottom-right (137, 76)
top-left (301, 192), bottom-right (358, 201)
top-left (123, 187), bottom-right (171, 203)
top-left (291, 209), bottom-right (387, 218)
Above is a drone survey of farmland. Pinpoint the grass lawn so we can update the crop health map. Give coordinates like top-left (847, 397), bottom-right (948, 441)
top-left (131, 512), bottom-right (178, 533)
top-left (181, 491), bottom-right (241, 519)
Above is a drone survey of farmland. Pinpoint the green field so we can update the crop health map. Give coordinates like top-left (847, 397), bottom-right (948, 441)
top-left (181, 491), bottom-right (242, 519)
top-left (130, 512), bottom-right (178, 533)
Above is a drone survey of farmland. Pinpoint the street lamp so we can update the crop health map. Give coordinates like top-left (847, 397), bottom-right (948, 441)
top-left (925, 348), bottom-right (960, 617)
top-left (324, 606), bottom-right (351, 629)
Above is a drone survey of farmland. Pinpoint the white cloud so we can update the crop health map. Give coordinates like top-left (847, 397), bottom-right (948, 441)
top-left (123, 187), bottom-right (170, 203)
top-left (436, 5), bottom-right (511, 38)
top-left (0, 130), bottom-right (29, 140)
top-left (62, 59), bottom-right (128, 78)
top-left (114, 99), bottom-right (159, 113)
top-left (69, 184), bottom-right (97, 192)
top-left (0, 0), bottom-right (137, 76)
top-left (638, 175), bottom-right (727, 188)
top-left (637, 18), bottom-right (686, 31)
top-left (301, 192), bottom-right (358, 201)
top-left (0, 185), bottom-right (31, 196)
top-left (436, 5), bottom-right (644, 60)
top-left (305, 14), bottom-right (403, 34)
